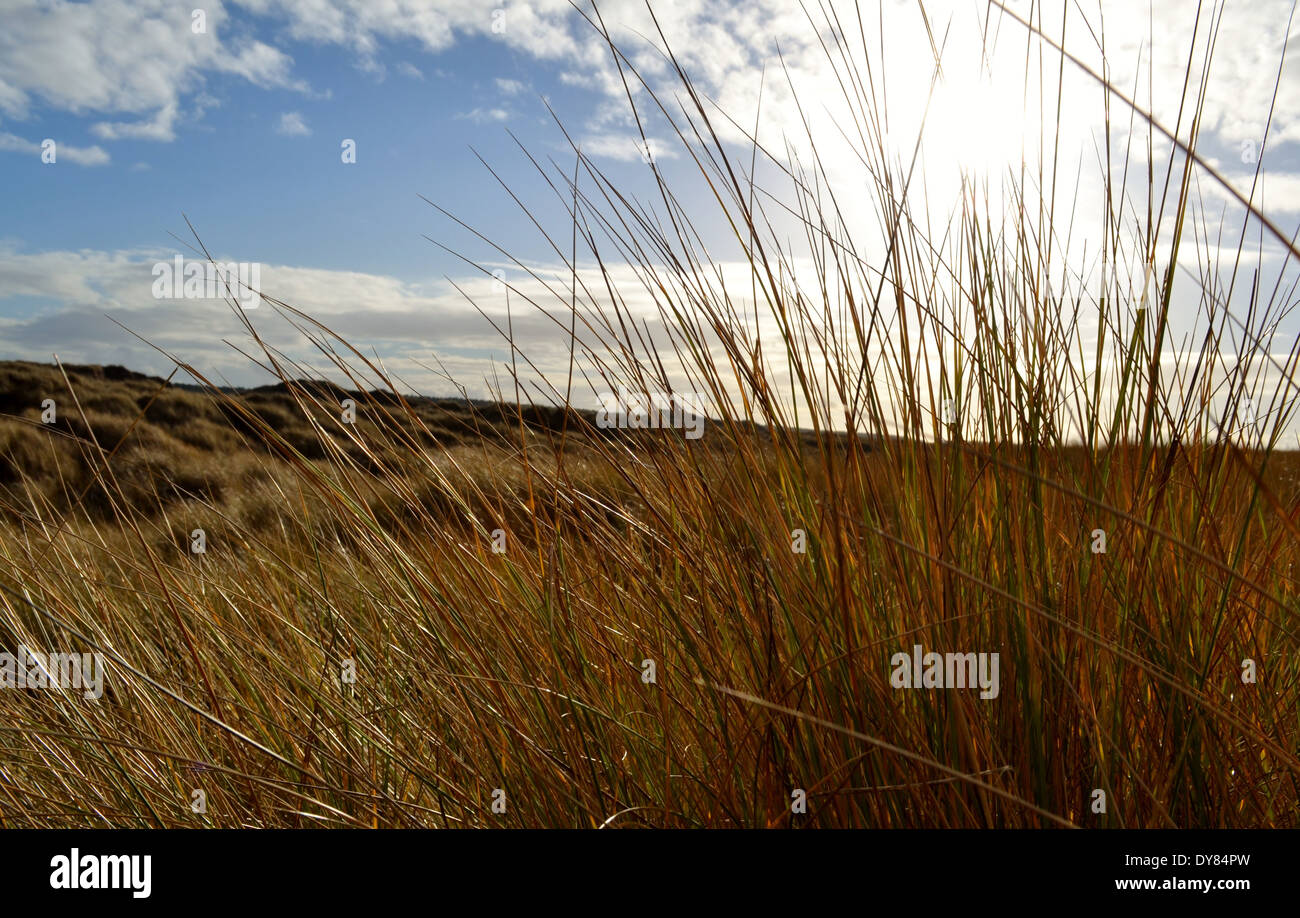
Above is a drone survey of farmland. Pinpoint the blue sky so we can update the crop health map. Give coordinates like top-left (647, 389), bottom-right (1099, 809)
top-left (2, 14), bottom-right (615, 281)
top-left (0, 0), bottom-right (717, 388)
top-left (2, 0), bottom-right (1300, 426)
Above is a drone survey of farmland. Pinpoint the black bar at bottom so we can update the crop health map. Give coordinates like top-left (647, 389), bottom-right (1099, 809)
top-left (5, 828), bottom-right (1281, 905)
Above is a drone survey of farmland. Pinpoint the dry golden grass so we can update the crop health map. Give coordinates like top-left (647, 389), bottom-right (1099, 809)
top-left (0, 357), bottom-right (1293, 827)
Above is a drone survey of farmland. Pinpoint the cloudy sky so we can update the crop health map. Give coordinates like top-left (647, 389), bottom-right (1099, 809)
top-left (2, 0), bottom-right (1299, 417)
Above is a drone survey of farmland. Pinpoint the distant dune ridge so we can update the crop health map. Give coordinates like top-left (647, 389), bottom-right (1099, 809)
top-left (0, 359), bottom-right (583, 517)
top-left (0, 359), bottom-right (845, 523)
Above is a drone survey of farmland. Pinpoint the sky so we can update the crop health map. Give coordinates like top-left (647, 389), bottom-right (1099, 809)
top-left (2, 0), bottom-right (1300, 426)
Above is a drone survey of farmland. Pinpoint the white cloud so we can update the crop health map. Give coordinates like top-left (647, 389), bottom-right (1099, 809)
top-left (2, 0), bottom-right (1297, 185)
top-left (456, 107), bottom-right (510, 124)
top-left (0, 132), bottom-right (109, 166)
top-left (0, 0), bottom-right (306, 142)
top-left (92, 103), bottom-right (179, 142)
top-left (0, 245), bottom-right (679, 397)
top-left (1205, 171), bottom-right (1300, 215)
top-left (579, 133), bottom-right (677, 162)
top-left (275, 111), bottom-right (311, 136)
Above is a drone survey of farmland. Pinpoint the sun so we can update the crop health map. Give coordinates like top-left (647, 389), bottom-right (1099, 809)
top-left (879, 45), bottom-right (1039, 192)
top-left (921, 70), bottom-right (1031, 176)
